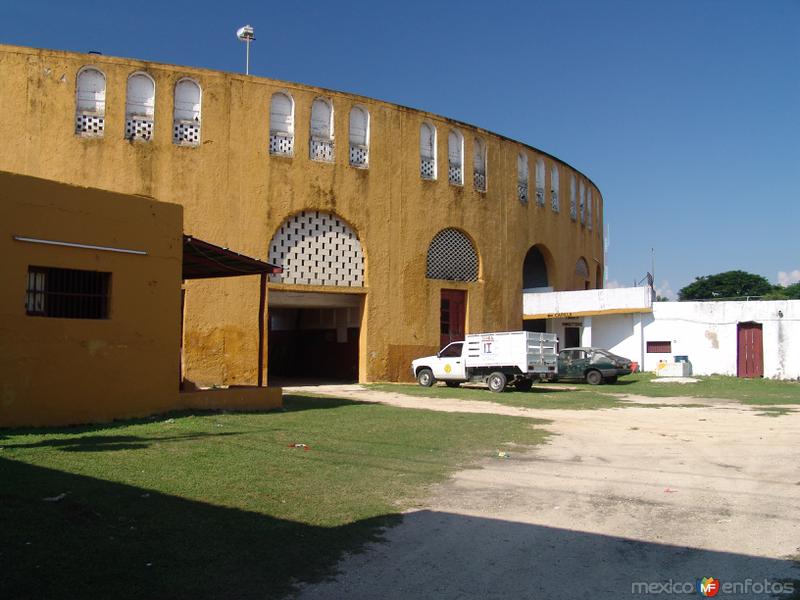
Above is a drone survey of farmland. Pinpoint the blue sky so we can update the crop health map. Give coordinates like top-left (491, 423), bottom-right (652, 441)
top-left (2, 0), bottom-right (798, 297)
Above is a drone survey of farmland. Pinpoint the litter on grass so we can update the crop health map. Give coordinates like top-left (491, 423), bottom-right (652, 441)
top-left (288, 443), bottom-right (311, 451)
top-left (42, 493), bottom-right (67, 502)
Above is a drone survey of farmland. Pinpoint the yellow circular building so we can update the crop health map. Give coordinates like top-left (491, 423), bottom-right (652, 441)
top-left (0, 44), bottom-right (604, 384)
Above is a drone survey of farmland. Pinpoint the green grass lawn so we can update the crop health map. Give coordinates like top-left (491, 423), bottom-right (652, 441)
top-left (371, 373), bottom-right (800, 409)
top-left (367, 382), bottom-right (624, 410)
top-left (585, 372), bottom-right (800, 405)
top-left (0, 395), bottom-right (548, 600)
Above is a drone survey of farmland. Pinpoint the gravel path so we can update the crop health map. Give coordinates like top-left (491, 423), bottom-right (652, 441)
top-left (285, 384), bottom-right (800, 599)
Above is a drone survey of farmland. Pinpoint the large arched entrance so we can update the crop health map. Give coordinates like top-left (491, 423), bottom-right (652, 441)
top-left (267, 211), bottom-right (365, 383)
top-left (522, 245), bottom-right (551, 333)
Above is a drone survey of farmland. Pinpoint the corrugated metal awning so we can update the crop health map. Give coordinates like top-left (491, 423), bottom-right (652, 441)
top-left (183, 235), bottom-right (281, 280)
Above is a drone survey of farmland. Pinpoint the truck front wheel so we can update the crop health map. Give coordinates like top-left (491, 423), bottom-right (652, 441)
top-left (487, 371), bottom-right (507, 393)
top-left (417, 368), bottom-right (435, 387)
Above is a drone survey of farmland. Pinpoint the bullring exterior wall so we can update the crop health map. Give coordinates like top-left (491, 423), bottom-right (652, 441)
top-left (0, 44), bottom-right (605, 384)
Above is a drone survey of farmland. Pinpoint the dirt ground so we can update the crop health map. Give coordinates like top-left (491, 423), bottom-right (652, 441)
top-left (284, 384), bottom-right (800, 599)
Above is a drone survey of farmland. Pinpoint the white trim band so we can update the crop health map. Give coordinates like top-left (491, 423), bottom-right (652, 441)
top-left (13, 236), bottom-right (147, 256)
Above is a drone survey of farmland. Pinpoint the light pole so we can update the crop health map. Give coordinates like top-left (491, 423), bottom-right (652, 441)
top-left (236, 25), bottom-right (255, 75)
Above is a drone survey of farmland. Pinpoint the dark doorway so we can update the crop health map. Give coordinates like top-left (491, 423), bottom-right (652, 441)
top-left (564, 326), bottom-right (581, 349)
top-left (268, 292), bottom-right (363, 384)
top-left (523, 319), bottom-right (547, 333)
top-left (441, 289), bottom-right (466, 348)
top-left (522, 246), bottom-right (549, 289)
top-left (737, 322), bottom-right (763, 378)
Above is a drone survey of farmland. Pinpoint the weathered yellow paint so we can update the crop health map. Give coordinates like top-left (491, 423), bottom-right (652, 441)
top-left (0, 44), bottom-right (605, 384)
top-left (0, 171), bottom-right (183, 427)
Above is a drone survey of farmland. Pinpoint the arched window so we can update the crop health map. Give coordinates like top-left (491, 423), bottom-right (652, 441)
top-left (523, 246), bottom-right (549, 289)
top-left (420, 122), bottom-right (437, 180)
top-left (349, 105), bottom-right (369, 168)
top-left (310, 97), bottom-right (334, 162)
top-left (75, 67), bottom-right (105, 136)
top-left (576, 257), bottom-right (590, 289)
top-left (535, 158), bottom-right (545, 206)
top-left (125, 72), bottom-right (155, 141)
top-left (587, 188), bottom-right (593, 230)
top-left (473, 137), bottom-right (486, 192)
top-left (426, 229), bottom-right (478, 282)
top-left (579, 180), bottom-right (586, 225)
top-left (517, 152), bottom-right (529, 203)
top-left (570, 174), bottom-right (577, 221)
top-left (268, 211), bottom-right (364, 287)
top-left (447, 129), bottom-right (464, 185)
top-left (551, 165), bottom-right (560, 212)
top-left (173, 78), bottom-right (201, 146)
top-left (269, 92), bottom-right (294, 156)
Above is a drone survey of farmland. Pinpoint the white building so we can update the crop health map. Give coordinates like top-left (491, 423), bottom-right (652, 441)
top-left (523, 287), bottom-right (800, 379)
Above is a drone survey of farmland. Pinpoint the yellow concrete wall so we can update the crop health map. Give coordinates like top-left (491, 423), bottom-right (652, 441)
top-left (0, 171), bottom-right (183, 427)
top-left (0, 44), bottom-right (605, 384)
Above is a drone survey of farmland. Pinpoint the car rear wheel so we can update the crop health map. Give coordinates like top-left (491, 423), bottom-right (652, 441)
top-left (487, 371), bottom-right (507, 393)
top-left (417, 368), bottom-right (434, 387)
top-left (585, 370), bottom-right (603, 385)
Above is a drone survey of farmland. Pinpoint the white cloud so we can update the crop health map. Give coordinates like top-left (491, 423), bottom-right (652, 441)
top-left (605, 279), bottom-right (621, 289)
top-left (655, 280), bottom-right (674, 300)
top-left (777, 270), bottom-right (800, 287)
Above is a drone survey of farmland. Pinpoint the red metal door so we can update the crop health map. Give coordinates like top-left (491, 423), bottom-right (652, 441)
top-left (440, 290), bottom-right (466, 348)
top-left (737, 322), bottom-right (763, 378)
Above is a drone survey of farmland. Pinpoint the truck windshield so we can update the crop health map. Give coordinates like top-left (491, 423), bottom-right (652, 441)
top-left (439, 342), bottom-right (463, 358)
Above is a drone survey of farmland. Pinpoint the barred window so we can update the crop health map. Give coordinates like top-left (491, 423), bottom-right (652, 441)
top-left (448, 129), bottom-right (464, 185)
top-left (349, 105), bottom-right (369, 168)
top-left (473, 137), bottom-right (486, 192)
top-left (587, 188), bottom-right (593, 230)
top-left (173, 78), bottom-right (201, 146)
top-left (420, 122), bottom-right (437, 180)
top-left (551, 165), bottom-right (560, 212)
top-left (75, 67), bottom-right (106, 136)
top-left (426, 229), bottom-right (478, 282)
top-left (570, 174), bottom-right (577, 221)
top-left (269, 92), bottom-right (295, 156)
top-left (125, 72), bottom-right (155, 141)
top-left (517, 152), bottom-right (528, 203)
top-left (579, 180), bottom-right (586, 225)
top-left (26, 266), bottom-right (110, 319)
top-left (647, 341), bottom-right (672, 353)
top-left (310, 98), bottom-right (334, 162)
top-left (535, 158), bottom-right (545, 206)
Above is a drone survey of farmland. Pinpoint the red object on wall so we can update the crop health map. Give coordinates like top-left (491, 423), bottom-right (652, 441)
top-left (440, 290), bottom-right (466, 348)
top-left (737, 322), bottom-right (763, 378)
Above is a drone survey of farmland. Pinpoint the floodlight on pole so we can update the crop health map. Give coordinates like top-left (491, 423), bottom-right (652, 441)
top-left (236, 25), bottom-right (255, 75)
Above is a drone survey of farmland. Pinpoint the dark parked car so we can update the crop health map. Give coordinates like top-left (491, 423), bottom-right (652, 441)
top-left (555, 347), bottom-right (633, 385)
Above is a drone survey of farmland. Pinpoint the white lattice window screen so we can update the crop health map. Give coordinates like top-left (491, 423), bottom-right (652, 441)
top-left (570, 175), bottom-right (577, 221)
top-left (426, 229), bottom-right (478, 282)
top-left (576, 258), bottom-right (589, 279)
top-left (587, 189), bottom-right (593, 230)
top-left (270, 92), bottom-right (294, 156)
top-left (268, 212), bottom-right (364, 287)
top-left (473, 138), bottom-right (486, 192)
top-left (517, 153), bottom-right (529, 203)
top-left (310, 98), bottom-right (334, 162)
top-left (551, 166), bottom-right (560, 212)
top-left (579, 180), bottom-right (586, 225)
top-left (448, 130), bottom-right (463, 185)
top-left (173, 79), bottom-right (201, 146)
top-left (349, 106), bottom-right (369, 168)
top-left (535, 159), bottom-right (545, 205)
top-left (75, 67), bottom-right (105, 136)
top-left (125, 73), bottom-right (155, 141)
top-left (420, 123), bottom-right (436, 180)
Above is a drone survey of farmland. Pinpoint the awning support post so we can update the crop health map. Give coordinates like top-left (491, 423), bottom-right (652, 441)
top-left (257, 273), bottom-right (267, 387)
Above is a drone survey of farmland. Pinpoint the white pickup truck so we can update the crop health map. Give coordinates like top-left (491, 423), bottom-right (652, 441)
top-left (411, 331), bottom-right (559, 393)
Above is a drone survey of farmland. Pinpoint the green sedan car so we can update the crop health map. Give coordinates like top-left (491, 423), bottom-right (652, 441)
top-left (555, 347), bottom-right (633, 385)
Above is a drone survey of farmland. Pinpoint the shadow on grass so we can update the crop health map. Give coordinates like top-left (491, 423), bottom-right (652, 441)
top-left (0, 457), bottom-right (400, 600)
top-left (0, 432), bottom-right (242, 452)
top-left (281, 394), bottom-right (376, 412)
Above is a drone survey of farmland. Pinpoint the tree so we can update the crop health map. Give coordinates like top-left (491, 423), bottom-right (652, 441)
top-left (677, 270), bottom-right (773, 301)
top-left (764, 282), bottom-right (800, 300)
